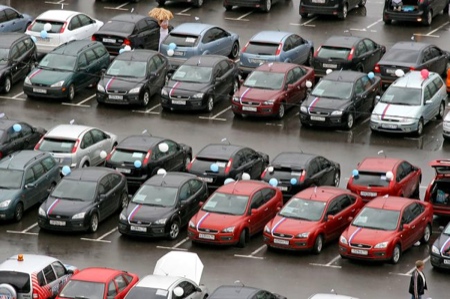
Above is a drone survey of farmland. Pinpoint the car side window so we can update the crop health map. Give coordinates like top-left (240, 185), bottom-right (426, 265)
top-left (326, 199), bottom-right (341, 216)
top-left (250, 191), bottom-right (264, 209)
top-left (154, 55), bottom-right (164, 68)
top-left (17, 41), bottom-right (27, 57)
top-left (363, 39), bottom-right (375, 51)
top-left (68, 16), bottom-right (81, 31)
top-left (360, 76), bottom-right (371, 90)
top-left (78, 14), bottom-right (92, 27)
top-left (80, 132), bottom-right (94, 149)
top-left (136, 19), bottom-right (149, 32)
top-left (20, 123), bottom-right (33, 136)
top-left (0, 11), bottom-right (6, 23)
top-left (401, 207), bottom-right (414, 224)
top-left (355, 41), bottom-right (367, 57)
top-left (163, 140), bottom-right (178, 155)
top-left (24, 38), bottom-right (34, 51)
top-left (219, 60), bottom-right (231, 76)
top-left (91, 129), bottom-right (106, 144)
top-left (401, 161), bottom-right (413, 176)
top-left (338, 195), bottom-right (352, 210)
top-left (107, 281), bottom-right (117, 298)
top-left (115, 275), bottom-right (127, 292)
top-left (261, 188), bottom-right (275, 203)
top-left (148, 59), bottom-right (157, 73)
top-left (43, 265), bottom-right (57, 284)
top-left (85, 50), bottom-right (97, 64)
top-left (422, 49), bottom-right (432, 62)
top-left (99, 176), bottom-right (111, 195)
top-left (188, 179), bottom-right (203, 193)
top-left (42, 157), bottom-right (57, 172)
top-left (433, 77), bottom-right (444, 90)
top-left (10, 44), bottom-right (19, 60)
top-left (179, 183), bottom-right (191, 201)
top-left (286, 70), bottom-right (295, 85)
top-left (52, 262), bottom-right (67, 278)
top-left (292, 67), bottom-right (303, 81)
top-left (283, 38), bottom-right (293, 52)
top-left (201, 29), bottom-right (215, 44)
top-left (5, 9), bottom-right (19, 20)
top-left (308, 160), bottom-right (320, 175)
top-left (93, 46), bottom-right (107, 59)
top-left (232, 151), bottom-right (245, 168)
top-left (24, 168), bottom-right (35, 185)
top-left (290, 35), bottom-right (302, 48)
top-left (32, 163), bottom-right (45, 180)
top-left (108, 174), bottom-right (122, 187)
top-left (409, 203), bottom-right (424, 220)
top-left (429, 47), bottom-right (441, 59)
top-left (395, 164), bottom-right (405, 182)
top-left (317, 156), bottom-right (330, 170)
top-left (423, 86), bottom-right (432, 103)
top-left (37, 271), bottom-right (46, 286)
top-left (78, 54), bottom-right (88, 68)
top-left (354, 79), bottom-right (365, 94)
top-left (211, 28), bottom-right (227, 40)
top-left (427, 81), bottom-right (438, 97)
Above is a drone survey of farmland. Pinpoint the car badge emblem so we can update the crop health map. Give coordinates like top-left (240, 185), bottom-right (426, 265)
top-left (358, 244), bottom-right (362, 247)
top-left (249, 102), bottom-right (253, 105)
top-left (280, 234), bottom-right (284, 237)
top-left (137, 221), bottom-right (141, 224)
top-left (114, 90), bottom-right (118, 93)
top-left (205, 229), bottom-right (210, 232)
top-left (177, 96), bottom-right (181, 98)
top-left (56, 215), bottom-right (61, 219)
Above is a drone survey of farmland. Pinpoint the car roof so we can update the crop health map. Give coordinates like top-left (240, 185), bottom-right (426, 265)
top-left (52, 40), bottom-right (100, 55)
top-left (145, 172), bottom-right (198, 188)
top-left (323, 35), bottom-right (363, 48)
top-left (45, 124), bottom-right (93, 140)
top-left (36, 10), bottom-right (79, 21)
top-left (358, 157), bottom-right (401, 172)
top-left (217, 180), bottom-right (269, 195)
top-left (294, 186), bottom-right (349, 202)
top-left (0, 254), bottom-right (59, 274)
top-left (0, 33), bottom-right (28, 47)
top-left (0, 119), bottom-right (25, 129)
top-left (272, 152), bottom-right (316, 167)
top-left (255, 62), bottom-right (298, 73)
top-left (117, 50), bottom-right (159, 62)
top-left (110, 13), bottom-right (152, 23)
top-left (390, 71), bottom-right (439, 89)
top-left (391, 41), bottom-right (430, 51)
top-left (0, 150), bottom-right (48, 170)
top-left (209, 285), bottom-right (261, 299)
top-left (117, 135), bottom-right (164, 152)
top-left (184, 55), bottom-right (228, 67)
top-left (135, 275), bottom-right (180, 289)
top-left (64, 167), bottom-right (115, 182)
top-left (323, 70), bottom-right (364, 82)
top-left (366, 196), bottom-right (413, 210)
top-left (250, 31), bottom-right (292, 43)
top-left (197, 144), bottom-right (243, 160)
top-left (171, 23), bottom-right (214, 35)
top-left (71, 267), bottom-right (123, 282)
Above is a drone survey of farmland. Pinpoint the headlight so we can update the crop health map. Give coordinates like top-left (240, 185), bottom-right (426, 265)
top-left (296, 232), bottom-right (310, 238)
top-left (0, 200), bottom-right (11, 208)
top-left (264, 225), bottom-right (270, 233)
top-left (51, 80), bottom-right (64, 87)
top-left (189, 221), bottom-right (195, 228)
top-left (97, 84), bottom-right (105, 92)
top-left (374, 241), bottom-right (388, 249)
top-left (38, 207), bottom-right (46, 217)
top-left (161, 89), bottom-right (168, 96)
top-left (443, 121), bottom-right (450, 128)
top-left (263, 99), bottom-right (275, 105)
top-left (222, 226), bottom-right (235, 233)
top-left (300, 106), bottom-right (307, 113)
top-left (129, 86), bottom-right (141, 94)
top-left (339, 235), bottom-right (348, 245)
top-left (72, 212), bottom-right (85, 220)
top-left (371, 113), bottom-right (381, 120)
top-left (154, 218), bottom-right (167, 225)
top-left (233, 96), bottom-right (240, 102)
top-left (119, 213), bottom-right (126, 221)
top-left (192, 93), bottom-right (204, 99)
top-left (24, 76), bottom-right (31, 85)
top-left (431, 245), bottom-right (440, 254)
top-left (331, 110), bottom-right (343, 116)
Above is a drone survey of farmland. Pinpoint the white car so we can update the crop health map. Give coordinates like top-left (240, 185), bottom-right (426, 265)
top-left (25, 10), bottom-right (103, 54)
top-left (443, 111), bottom-right (450, 140)
top-left (309, 293), bottom-right (359, 299)
top-left (124, 251), bottom-right (208, 299)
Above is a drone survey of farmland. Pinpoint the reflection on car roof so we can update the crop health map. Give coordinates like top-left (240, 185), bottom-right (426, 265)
top-left (145, 172), bottom-right (197, 188)
top-left (323, 35), bottom-right (363, 48)
top-left (65, 167), bottom-right (114, 182)
top-left (358, 157), bottom-right (401, 172)
top-left (0, 254), bottom-right (59, 274)
top-left (197, 144), bottom-right (243, 159)
top-left (118, 135), bottom-right (164, 152)
top-left (272, 151), bottom-right (316, 167)
top-left (209, 286), bottom-right (262, 299)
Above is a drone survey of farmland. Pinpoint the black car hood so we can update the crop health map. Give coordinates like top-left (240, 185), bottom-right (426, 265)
top-left (100, 75), bottom-right (144, 92)
top-left (302, 94), bottom-right (350, 111)
top-left (42, 196), bottom-right (93, 217)
top-left (165, 80), bottom-right (210, 97)
top-left (433, 233), bottom-right (450, 253)
top-left (123, 202), bottom-right (174, 222)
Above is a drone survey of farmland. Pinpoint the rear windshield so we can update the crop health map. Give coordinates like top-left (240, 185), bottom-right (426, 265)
top-left (39, 138), bottom-right (75, 153)
top-left (110, 149), bottom-right (146, 163)
top-left (352, 172), bottom-right (390, 187)
top-left (163, 33), bottom-right (198, 47)
top-left (0, 271), bottom-right (31, 293)
top-left (60, 281), bottom-right (104, 299)
top-left (317, 46), bottom-right (351, 60)
top-left (30, 20), bottom-right (64, 33)
top-left (100, 21), bottom-right (135, 35)
top-left (245, 42), bottom-right (279, 55)
top-left (383, 49), bottom-right (420, 64)
top-left (0, 169), bottom-right (23, 189)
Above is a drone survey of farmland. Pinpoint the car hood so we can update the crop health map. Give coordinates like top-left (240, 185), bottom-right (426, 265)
top-left (267, 215), bottom-right (319, 235)
top-left (123, 202), bottom-right (173, 222)
top-left (153, 251), bottom-right (204, 285)
top-left (99, 75), bottom-right (144, 91)
top-left (373, 102), bottom-right (421, 119)
top-left (302, 95), bottom-right (350, 111)
top-left (344, 226), bottom-right (394, 245)
top-left (192, 210), bottom-right (243, 230)
top-left (41, 197), bottom-right (92, 217)
top-left (0, 189), bottom-right (21, 201)
top-left (28, 68), bottom-right (72, 85)
top-left (165, 80), bottom-right (210, 96)
top-left (234, 86), bottom-right (281, 102)
top-left (433, 233), bottom-right (450, 253)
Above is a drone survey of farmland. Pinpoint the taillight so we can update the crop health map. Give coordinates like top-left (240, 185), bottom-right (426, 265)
top-left (241, 42), bottom-right (249, 53)
top-left (261, 168), bottom-right (268, 178)
top-left (374, 64), bottom-right (380, 73)
top-left (314, 46), bottom-right (321, 57)
top-left (186, 157), bottom-right (195, 171)
top-left (71, 139), bottom-right (80, 153)
top-left (410, 67), bottom-right (415, 71)
top-left (91, 35), bottom-right (97, 41)
top-left (347, 47), bottom-right (354, 61)
top-left (275, 43), bottom-right (282, 56)
top-left (123, 39), bottom-right (131, 46)
top-left (32, 290), bottom-right (39, 299)
top-left (142, 150), bottom-right (152, 165)
top-left (59, 22), bottom-right (67, 33)
top-left (106, 148), bottom-right (115, 161)
top-left (225, 159), bottom-right (233, 174)
top-left (27, 21), bottom-right (34, 31)
top-left (299, 170), bottom-right (306, 182)
top-left (34, 137), bottom-right (44, 150)
top-left (0, 151), bottom-right (3, 159)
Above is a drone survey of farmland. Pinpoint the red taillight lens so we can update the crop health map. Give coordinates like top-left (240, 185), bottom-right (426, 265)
top-left (347, 47), bottom-right (354, 61)
top-left (142, 150), bottom-right (152, 165)
top-left (241, 42), bottom-right (249, 53)
top-left (299, 170), bottom-right (306, 182)
top-left (410, 67), bottom-right (415, 71)
top-left (32, 290), bottom-right (39, 299)
top-left (91, 35), bottom-right (97, 41)
top-left (374, 64), bottom-right (380, 73)
top-left (187, 157), bottom-right (195, 171)
top-left (71, 139), bottom-right (80, 153)
top-left (275, 43), bottom-right (282, 56)
top-left (225, 159), bottom-right (233, 174)
top-left (0, 151), bottom-right (3, 159)
top-left (123, 39), bottom-right (131, 46)
top-left (59, 22), bottom-right (67, 33)
top-left (261, 168), bottom-right (268, 179)
top-left (106, 148), bottom-right (115, 161)
top-left (34, 137), bottom-right (44, 150)
top-left (314, 46), bottom-right (321, 57)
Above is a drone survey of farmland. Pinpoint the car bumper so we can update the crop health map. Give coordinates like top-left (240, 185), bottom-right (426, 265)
top-left (36, 44), bottom-right (58, 54)
top-left (300, 4), bottom-right (341, 16)
top-left (232, 103), bottom-right (279, 117)
top-left (339, 244), bottom-right (391, 261)
top-left (97, 92), bottom-right (142, 105)
top-left (430, 253), bottom-right (450, 269)
top-left (24, 84), bottom-right (70, 99)
top-left (38, 217), bottom-right (89, 232)
top-left (263, 234), bottom-right (313, 251)
top-left (370, 120), bottom-right (418, 133)
top-left (188, 229), bottom-right (239, 245)
top-left (384, 10), bottom-right (426, 22)
top-left (0, 208), bottom-right (15, 221)
top-left (118, 222), bottom-right (168, 238)
top-left (443, 128), bottom-right (450, 138)
top-left (300, 112), bottom-right (347, 127)
top-left (224, 0), bottom-right (265, 8)
top-left (161, 95), bottom-right (206, 111)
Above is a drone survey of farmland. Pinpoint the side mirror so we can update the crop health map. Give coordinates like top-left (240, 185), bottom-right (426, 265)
top-left (251, 208), bottom-right (258, 215)
top-left (402, 223), bottom-right (410, 231)
top-left (375, 95), bottom-right (381, 102)
top-left (439, 226), bottom-right (444, 232)
top-left (195, 287), bottom-right (202, 293)
top-left (276, 206), bottom-right (281, 211)
top-left (105, 134), bottom-right (111, 139)
top-left (98, 194), bottom-right (107, 201)
top-left (327, 214), bottom-right (335, 221)
top-left (215, 77), bottom-right (223, 83)
top-left (198, 201), bottom-right (204, 207)
top-left (25, 183), bottom-right (36, 189)
top-left (19, 14), bottom-right (24, 19)
top-left (287, 84), bottom-right (295, 90)
top-left (67, 269), bottom-right (74, 275)
top-left (78, 66), bottom-right (87, 71)
top-left (425, 100), bottom-right (432, 105)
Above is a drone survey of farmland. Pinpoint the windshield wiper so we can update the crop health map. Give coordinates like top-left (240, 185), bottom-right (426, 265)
top-left (211, 210), bottom-right (235, 215)
top-left (56, 197), bottom-right (83, 201)
top-left (360, 225), bottom-right (385, 230)
top-left (0, 186), bottom-right (11, 189)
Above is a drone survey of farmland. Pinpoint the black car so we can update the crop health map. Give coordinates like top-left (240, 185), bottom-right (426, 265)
top-left (261, 152), bottom-right (340, 201)
top-left (187, 143), bottom-right (269, 189)
top-left (157, 0), bottom-right (205, 7)
top-left (299, 0), bottom-right (366, 19)
top-left (104, 135), bottom-right (192, 189)
top-left (97, 50), bottom-right (169, 106)
top-left (208, 285), bottom-right (286, 299)
top-left (92, 14), bottom-right (160, 55)
top-left (118, 172), bottom-right (208, 239)
top-left (312, 35), bottom-right (386, 77)
top-left (375, 41), bottom-right (449, 86)
top-left (0, 118), bottom-right (46, 158)
top-left (38, 167), bottom-right (128, 233)
top-left (430, 222), bottom-right (450, 269)
top-left (0, 33), bottom-right (37, 93)
top-left (161, 55), bottom-right (240, 112)
top-left (383, 0), bottom-right (448, 25)
top-left (223, 0), bottom-right (284, 12)
top-left (299, 70), bottom-right (381, 129)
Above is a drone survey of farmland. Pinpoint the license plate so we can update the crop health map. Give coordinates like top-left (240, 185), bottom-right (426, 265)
top-left (250, 59), bottom-right (265, 64)
top-left (199, 233), bottom-right (215, 240)
top-left (274, 238), bottom-right (289, 245)
top-left (242, 106), bottom-right (257, 112)
top-left (116, 167), bottom-right (131, 174)
top-left (109, 95), bottom-right (123, 100)
top-left (49, 220), bottom-right (66, 226)
top-left (37, 37), bottom-right (50, 43)
top-left (444, 259), bottom-right (450, 265)
top-left (172, 100), bottom-right (186, 105)
top-left (322, 63), bottom-right (337, 68)
top-left (33, 88), bottom-right (47, 94)
top-left (312, 0), bottom-right (326, 3)
top-left (381, 124), bottom-right (397, 129)
top-left (199, 177), bottom-right (213, 183)
top-left (277, 186), bottom-right (288, 191)
top-left (103, 38), bottom-right (116, 43)
top-left (310, 116), bottom-right (325, 121)
top-left (351, 249), bottom-right (368, 255)
top-left (360, 191), bottom-right (377, 197)
top-left (174, 51), bottom-right (184, 56)
top-left (130, 226), bottom-right (147, 232)
top-left (385, 69), bottom-right (396, 74)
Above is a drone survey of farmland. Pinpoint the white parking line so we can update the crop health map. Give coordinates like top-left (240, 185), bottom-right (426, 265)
top-left (12, 92), bottom-right (24, 98)
top-left (132, 104), bottom-right (161, 115)
top-left (80, 227), bottom-right (118, 243)
top-left (45, 0), bottom-right (67, 4)
top-left (413, 21), bottom-right (449, 38)
top-left (156, 237), bottom-right (189, 251)
top-left (310, 254), bottom-right (342, 268)
top-left (105, 2), bottom-right (130, 11)
top-left (225, 11), bottom-right (254, 22)
top-left (390, 256), bottom-right (430, 276)
top-left (176, 8), bottom-right (192, 16)
top-left (350, 18), bottom-right (382, 32)
top-left (0, 95), bottom-right (26, 101)
top-left (61, 103), bottom-right (90, 108)
top-left (7, 223), bottom-right (39, 236)
top-left (198, 106), bottom-right (230, 121)
top-left (235, 244), bottom-right (266, 259)
top-left (290, 17), bottom-right (317, 27)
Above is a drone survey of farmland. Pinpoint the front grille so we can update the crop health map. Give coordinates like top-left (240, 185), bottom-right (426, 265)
top-left (273, 233), bottom-right (293, 238)
top-left (198, 228), bottom-right (219, 233)
top-left (49, 215), bottom-right (71, 220)
top-left (381, 118), bottom-right (400, 122)
top-left (32, 83), bottom-right (50, 87)
top-left (128, 221), bottom-right (152, 226)
top-left (106, 90), bottom-right (127, 95)
top-left (310, 110), bottom-right (330, 116)
top-left (350, 243), bottom-right (372, 249)
top-left (241, 101), bottom-right (260, 106)
top-left (170, 95), bottom-right (190, 100)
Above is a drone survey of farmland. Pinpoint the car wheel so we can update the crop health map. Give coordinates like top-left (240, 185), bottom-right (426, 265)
top-left (262, 0), bottom-right (271, 12)
top-left (416, 118), bottom-right (424, 136)
top-left (224, 5), bottom-right (233, 10)
top-left (141, 89), bottom-right (150, 107)
top-left (67, 84), bottom-right (75, 101)
top-left (307, 50), bottom-right (313, 66)
top-left (438, 101), bottom-right (445, 119)
top-left (276, 102), bottom-right (285, 119)
top-left (168, 220), bottom-right (180, 240)
top-left (358, 0), bottom-right (366, 6)
top-left (119, 192), bottom-right (128, 211)
top-left (383, 15), bottom-right (392, 24)
top-left (183, 156), bottom-right (191, 171)
top-left (237, 229), bottom-right (248, 248)
top-left (300, 13), bottom-right (308, 18)
top-left (421, 224), bottom-right (432, 244)
top-left (344, 113), bottom-right (354, 130)
top-left (229, 42), bottom-right (240, 59)
top-left (3, 76), bottom-right (11, 94)
top-left (312, 235), bottom-right (324, 254)
top-left (206, 95), bottom-right (214, 112)
top-left (194, 0), bottom-right (203, 7)
top-left (356, 63), bottom-right (364, 73)
top-left (339, 3), bottom-right (348, 19)
top-left (14, 202), bottom-right (24, 222)
top-left (423, 10), bottom-right (432, 25)
top-left (89, 213), bottom-right (99, 233)
top-left (334, 171), bottom-right (340, 187)
top-left (445, 2), bottom-right (449, 13)
top-left (233, 111), bottom-right (242, 118)
top-left (391, 244), bottom-right (401, 264)
top-left (230, 78), bottom-right (239, 95)
top-left (82, 162), bottom-right (89, 168)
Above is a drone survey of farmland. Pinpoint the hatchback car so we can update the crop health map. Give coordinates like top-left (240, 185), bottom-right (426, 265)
top-left (239, 31), bottom-right (313, 75)
top-left (0, 33), bottom-right (37, 93)
top-left (264, 187), bottom-right (363, 253)
top-left (56, 267), bottom-right (139, 299)
top-left (160, 23), bottom-right (240, 71)
top-left (209, 285), bottom-right (286, 299)
top-left (188, 180), bottom-right (283, 247)
top-left (261, 152), bottom-right (340, 200)
top-left (97, 50), bottom-right (169, 106)
top-left (300, 71), bottom-right (381, 130)
top-left (0, 151), bottom-right (61, 222)
top-left (312, 35), bottom-right (385, 77)
top-left (0, 6), bottom-right (32, 33)
top-left (187, 143), bottom-right (269, 189)
top-left (25, 10), bottom-right (103, 54)
top-left (38, 167), bottom-right (128, 233)
top-left (370, 71), bottom-right (446, 135)
top-left (161, 55), bottom-right (240, 112)
top-left (347, 156), bottom-right (421, 202)
top-left (119, 173), bottom-right (208, 239)
top-left (35, 124), bottom-right (117, 169)
top-left (339, 196), bottom-right (433, 264)
top-left (299, 0), bottom-right (366, 19)
top-left (23, 40), bottom-right (110, 101)
top-left (424, 159), bottom-right (450, 217)
top-left (232, 63), bottom-right (314, 119)
top-left (92, 14), bottom-right (159, 55)
top-left (157, 0), bottom-right (207, 7)
top-left (105, 135), bottom-right (192, 189)
top-left (383, 0), bottom-right (448, 25)
top-left (374, 42), bottom-right (449, 86)
top-left (224, 0), bottom-right (285, 12)
top-left (430, 222), bottom-right (450, 269)
top-left (309, 294), bottom-right (360, 299)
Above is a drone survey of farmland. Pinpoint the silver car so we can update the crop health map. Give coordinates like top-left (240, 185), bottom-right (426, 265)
top-left (35, 124), bottom-right (117, 168)
top-left (370, 71), bottom-right (446, 136)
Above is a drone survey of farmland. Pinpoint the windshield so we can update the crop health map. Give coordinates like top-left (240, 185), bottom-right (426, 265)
top-left (202, 192), bottom-right (249, 215)
top-left (106, 59), bottom-right (147, 77)
top-left (59, 280), bottom-right (105, 299)
top-left (244, 71), bottom-right (285, 90)
top-left (246, 42), bottom-right (279, 55)
top-left (125, 287), bottom-right (169, 299)
top-left (352, 207), bottom-right (400, 231)
top-left (279, 197), bottom-right (326, 221)
top-left (317, 46), bottom-right (351, 60)
top-left (0, 48), bottom-right (8, 63)
top-left (163, 33), bottom-right (198, 47)
top-left (39, 138), bottom-right (75, 153)
top-left (172, 65), bottom-right (212, 83)
top-left (101, 21), bottom-right (135, 34)
top-left (29, 20), bottom-right (64, 33)
top-left (444, 224), bottom-right (450, 235)
top-left (39, 54), bottom-right (77, 71)
top-left (0, 271), bottom-right (30, 293)
top-left (352, 171), bottom-right (390, 187)
top-left (383, 48), bottom-right (420, 64)
top-left (0, 169), bottom-right (23, 189)
top-left (380, 86), bottom-right (421, 105)
top-left (110, 149), bottom-right (146, 163)
top-left (312, 79), bottom-right (353, 99)
top-left (132, 185), bottom-right (178, 207)
top-left (51, 180), bottom-right (97, 201)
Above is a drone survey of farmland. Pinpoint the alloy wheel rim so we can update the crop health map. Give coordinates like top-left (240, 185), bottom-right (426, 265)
top-left (266, 0), bottom-right (271, 10)
top-left (418, 121), bottom-right (423, 135)
top-left (16, 205), bottom-right (23, 220)
top-left (233, 80), bottom-right (239, 93)
top-left (92, 215), bottom-right (98, 231)
top-left (5, 78), bottom-right (11, 93)
top-left (70, 86), bottom-right (75, 100)
top-left (427, 12), bottom-right (432, 24)
top-left (143, 92), bottom-right (149, 105)
top-left (170, 223), bottom-right (179, 238)
top-left (347, 114), bottom-right (353, 128)
top-left (334, 173), bottom-right (340, 186)
top-left (317, 237), bottom-right (323, 252)
top-left (343, 5), bottom-right (347, 18)
top-left (185, 157), bottom-right (191, 168)
top-left (393, 247), bottom-right (400, 262)
top-left (208, 97), bottom-right (213, 111)
top-left (279, 104), bottom-right (285, 118)
top-left (440, 103), bottom-right (444, 117)
top-left (424, 226), bottom-right (431, 242)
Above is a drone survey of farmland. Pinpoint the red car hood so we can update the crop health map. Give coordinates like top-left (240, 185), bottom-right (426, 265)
top-left (192, 210), bottom-right (243, 230)
top-left (267, 215), bottom-right (318, 235)
top-left (235, 86), bottom-right (281, 102)
top-left (344, 226), bottom-right (394, 245)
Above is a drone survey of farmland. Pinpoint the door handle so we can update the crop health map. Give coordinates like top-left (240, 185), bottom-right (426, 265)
top-left (422, 217), bottom-right (425, 220)
top-left (412, 225), bottom-right (416, 229)
top-left (351, 209), bottom-right (355, 212)
top-left (338, 217), bottom-right (342, 220)
top-left (264, 208), bottom-right (268, 212)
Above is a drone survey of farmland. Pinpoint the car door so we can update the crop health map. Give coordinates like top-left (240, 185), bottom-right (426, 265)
top-left (4, 9), bottom-right (22, 32)
top-left (8, 43), bottom-right (23, 83)
top-left (248, 191), bottom-right (266, 234)
top-left (189, 179), bottom-right (208, 209)
top-left (363, 39), bottom-right (381, 71)
top-left (305, 159), bottom-right (321, 186)
top-left (134, 19), bottom-right (150, 49)
top-left (243, 148), bottom-right (263, 179)
top-left (359, 76), bottom-right (376, 113)
top-left (79, 131), bottom-right (95, 165)
top-left (284, 69), bottom-right (302, 105)
top-left (336, 195), bottom-right (356, 233)
top-left (316, 156), bottom-right (334, 186)
top-left (218, 60), bottom-right (234, 98)
top-left (400, 206), bottom-right (415, 248)
top-left (77, 14), bottom-right (97, 39)
top-left (283, 36), bottom-right (304, 64)
top-left (261, 188), bottom-right (278, 219)
top-left (83, 49), bottom-right (99, 87)
top-left (30, 162), bottom-right (48, 203)
top-left (42, 264), bottom-right (59, 297)
top-left (397, 161), bottom-right (417, 197)
top-left (324, 198), bottom-right (344, 240)
top-left (4, 125), bottom-right (22, 154)
top-left (207, 28), bottom-right (231, 56)
top-left (291, 67), bottom-right (308, 103)
top-left (90, 129), bottom-right (109, 165)
top-left (422, 85), bottom-right (435, 122)
top-left (409, 202), bottom-right (427, 241)
top-left (108, 173), bottom-right (124, 206)
top-left (212, 64), bottom-right (227, 100)
top-left (427, 79), bottom-right (442, 117)
top-left (98, 175), bottom-right (115, 219)
top-left (17, 122), bottom-right (35, 150)
top-left (428, 46), bottom-right (447, 75)
top-left (148, 56), bottom-right (163, 91)
top-left (144, 18), bottom-right (160, 51)
top-left (178, 182), bottom-right (192, 225)
top-left (22, 167), bottom-right (37, 210)
top-left (292, 35), bottom-right (309, 65)
top-left (354, 41), bottom-right (372, 72)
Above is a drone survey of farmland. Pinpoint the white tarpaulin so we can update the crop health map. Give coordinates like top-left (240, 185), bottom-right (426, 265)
top-left (153, 251), bottom-right (204, 285)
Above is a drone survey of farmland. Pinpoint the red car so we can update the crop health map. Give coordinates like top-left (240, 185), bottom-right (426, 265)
top-left (339, 196), bottom-right (433, 264)
top-left (424, 159), bottom-right (450, 216)
top-left (57, 268), bottom-right (139, 299)
top-left (347, 157), bottom-right (421, 202)
top-left (231, 62), bottom-right (314, 119)
top-left (263, 187), bottom-right (363, 253)
top-left (188, 180), bottom-right (283, 247)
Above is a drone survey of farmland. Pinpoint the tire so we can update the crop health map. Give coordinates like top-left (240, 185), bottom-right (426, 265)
top-left (206, 95), bottom-right (214, 112)
top-left (356, 63), bottom-right (364, 73)
top-left (89, 213), bottom-right (99, 233)
top-left (344, 113), bottom-right (354, 130)
top-left (312, 235), bottom-right (324, 254)
top-left (300, 13), bottom-right (308, 18)
top-left (82, 162), bottom-right (89, 168)
top-left (415, 118), bottom-right (424, 136)
top-left (237, 229), bottom-right (248, 248)
top-left (438, 101), bottom-right (445, 119)
top-left (141, 90), bottom-right (150, 107)
top-left (262, 0), bottom-right (272, 12)
top-left (168, 221), bottom-right (180, 240)
top-left (194, 0), bottom-right (203, 7)
top-left (383, 16), bottom-right (392, 24)
top-left (421, 224), bottom-right (432, 244)
top-left (230, 78), bottom-right (239, 96)
top-left (118, 192), bottom-right (128, 211)
top-left (3, 76), bottom-right (11, 94)
top-left (229, 42), bottom-right (240, 59)
top-left (67, 84), bottom-right (75, 101)
top-left (306, 50), bottom-right (313, 66)
top-left (358, 0), bottom-right (366, 7)
top-left (14, 202), bottom-right (24, 222)
top-left (339, 4), bottom-right (348, 19)
top-left (224, 5), bottom-right (233, 10)
top-left (423, 10), bottom-right (432, 25)
top-left (390, 244), bottom-right (401, 264)
top-left (334, 171), bottom-right (341, 187)
top-left (276, 102), bottom-right (285, 119)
